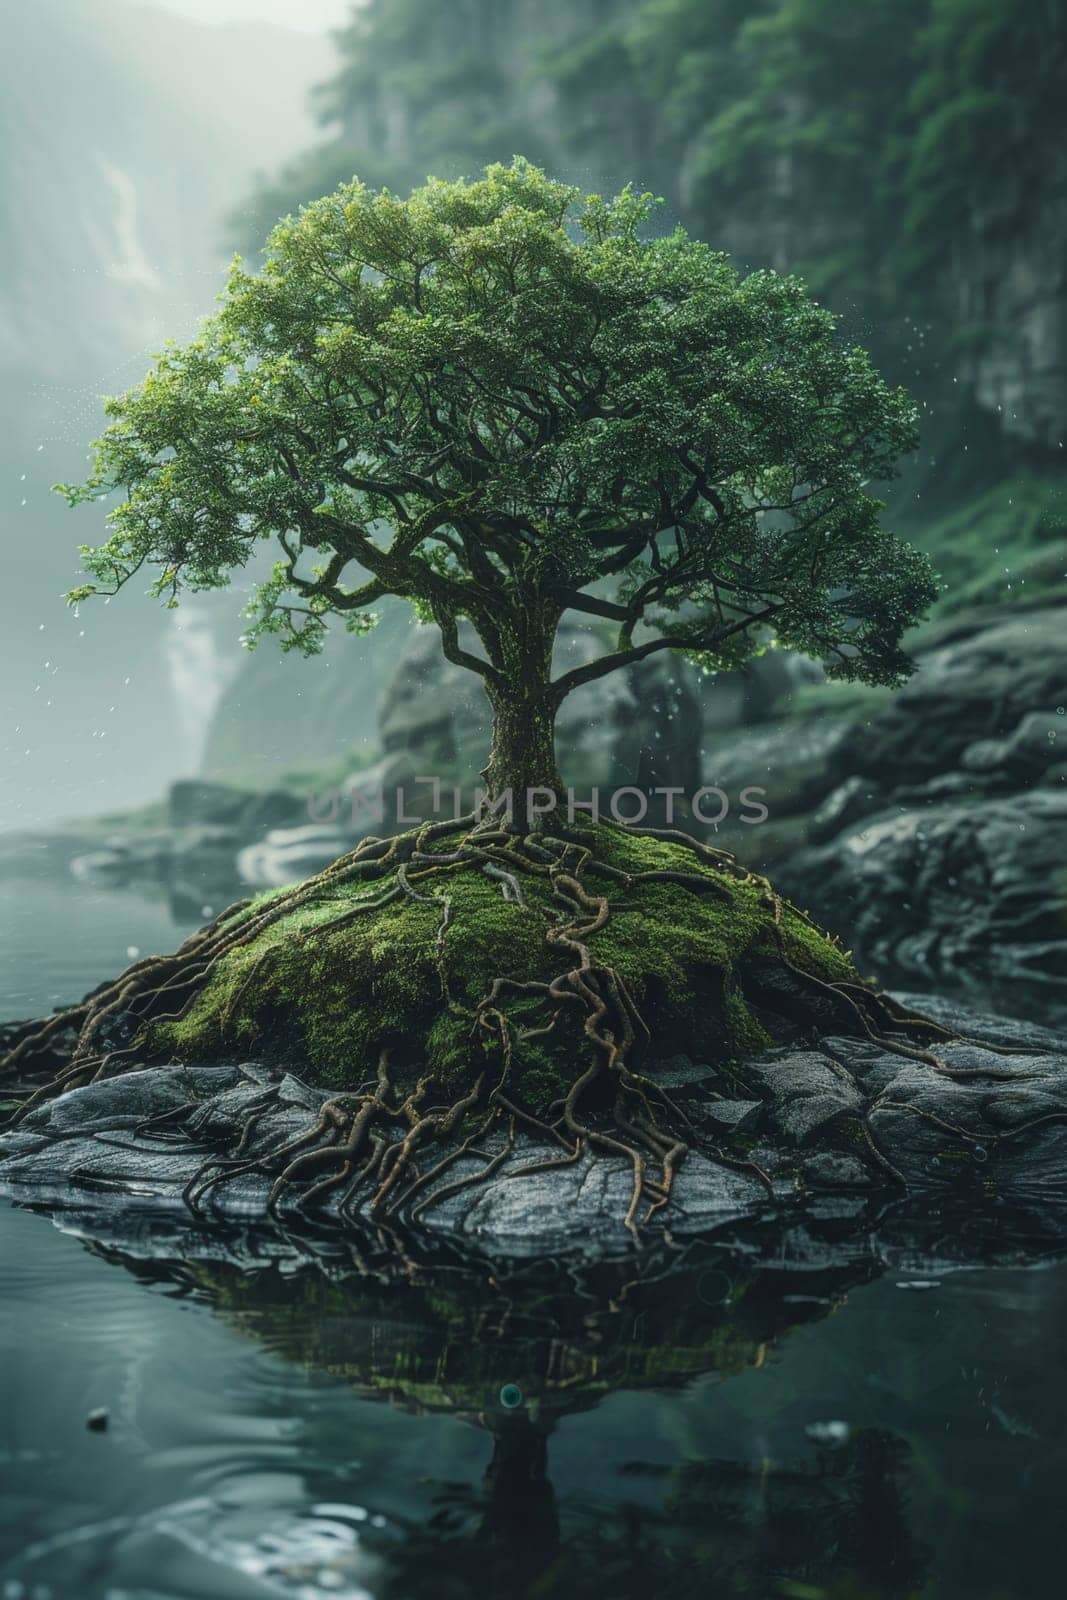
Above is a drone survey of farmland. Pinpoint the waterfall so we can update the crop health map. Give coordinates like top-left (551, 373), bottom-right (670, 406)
top-left (162, 598), bottom-right (244, 774)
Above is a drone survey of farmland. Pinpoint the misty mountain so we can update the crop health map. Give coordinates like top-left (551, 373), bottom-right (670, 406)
top-left (0, 0), bottom-right (332, 828)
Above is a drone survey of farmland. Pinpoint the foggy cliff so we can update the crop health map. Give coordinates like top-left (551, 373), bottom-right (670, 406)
top-left (0, 0), bottom-right (330, 827)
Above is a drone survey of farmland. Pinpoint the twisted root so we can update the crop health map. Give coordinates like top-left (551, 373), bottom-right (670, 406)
top-left (1, 816), bottom-right (975, 1232)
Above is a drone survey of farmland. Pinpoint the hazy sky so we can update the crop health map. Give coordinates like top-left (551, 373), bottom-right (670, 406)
top-left (125, 0), bottom-right (354, 31)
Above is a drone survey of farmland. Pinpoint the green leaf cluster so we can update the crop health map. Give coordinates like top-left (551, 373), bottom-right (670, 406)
top-left (64, 159), bottom-right (932, 699)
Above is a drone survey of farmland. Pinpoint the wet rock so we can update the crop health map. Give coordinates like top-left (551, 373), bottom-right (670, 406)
top-left (779, 789), bottom-right (1067, 1023)
top-left (810, 776), bottom-right (886, 844)
top-left (720, 608), bottom-right (1067, 1021)
top-left (647, 1054), bottom-right (718, 1090)
top-left (746, 1050), bottom-right (859, 1103)
top-left (890, 991), bottom-right (1067, 1053)
top-left (167, 780), bottom-right (303, 835)
top-left (803, 1153), bottom-right (871, 1190)
top-left (849, 610), bottom-right (1067, 787)
top-left (773, 1094), bottom-right (856, 1146)
top-left (744, 1051), bottom-right (862, 1146)
top-left (704, 715), bottom-right (853, 822)
top-left (960, 709), bottom-right (1065, 779)
top-left (4, 996), bottom-right (1065, 1261)
top-left (703, 1099), bottom-right (763, 1134)
top-left (237, 821), bottom-right (360, 888)
top-left (0, 1069), bottom-right (768, 1260)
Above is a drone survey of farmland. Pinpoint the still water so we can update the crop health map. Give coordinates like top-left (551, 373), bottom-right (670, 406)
top-left (2, 875), bottom-right (1066, 1600)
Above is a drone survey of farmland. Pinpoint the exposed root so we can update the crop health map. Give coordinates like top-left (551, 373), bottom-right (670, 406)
top-left (0, 814), bottom-right (974, 1233)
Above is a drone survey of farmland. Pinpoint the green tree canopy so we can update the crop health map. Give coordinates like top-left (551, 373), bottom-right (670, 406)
top-left (62, 159), bottom-right (934, 800)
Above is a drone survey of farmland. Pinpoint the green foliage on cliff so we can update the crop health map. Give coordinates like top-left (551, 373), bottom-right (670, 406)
top-left (901, 0), bottom-right (1065, 275)
top-left (236, 0), bottom-right (1065, 551)
top-left (242, 0), bottom-right (1062, 341)
top-left (229, 0), bottom-right (1065, 631)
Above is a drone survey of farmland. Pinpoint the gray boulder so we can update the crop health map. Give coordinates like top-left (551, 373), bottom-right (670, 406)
top-left (4, 995), bottom-right (1067, 1262)
top-left (779, 787), bottom-right (1067, 1022)
top-left (753, 607), bottom-right (1067, 1022)
top-left (849, 609), bottom-right (1067, 788)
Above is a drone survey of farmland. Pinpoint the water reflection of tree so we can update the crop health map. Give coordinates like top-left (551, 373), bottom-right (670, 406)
top-left (90, 1226), bottom-right (929, 1598)
top-left (385, 1414), bottom-right (926, 1600)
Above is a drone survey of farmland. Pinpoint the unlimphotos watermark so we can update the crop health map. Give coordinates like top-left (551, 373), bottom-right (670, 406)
top-left (307, 778), bottom-right (769, 827)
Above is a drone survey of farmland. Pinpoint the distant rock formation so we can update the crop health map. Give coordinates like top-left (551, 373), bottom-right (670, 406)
top-left (730, 606), bottom-right (1067, 1022)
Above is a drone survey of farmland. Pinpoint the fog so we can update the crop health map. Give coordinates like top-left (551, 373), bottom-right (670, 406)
top-left (123, 0), bottom-right (353, 30)
top-left (0, 0), bottom-right (333, 829)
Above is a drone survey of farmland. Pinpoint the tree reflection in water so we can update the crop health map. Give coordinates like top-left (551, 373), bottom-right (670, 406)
top-left (76, 1214), bottom-right (937, 1599)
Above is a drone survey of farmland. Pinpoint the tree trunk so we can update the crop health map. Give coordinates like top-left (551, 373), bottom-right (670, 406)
top-left (482, 684), bottom-right (563, 811)
top-left (470, 603), bottom-right (565, 826)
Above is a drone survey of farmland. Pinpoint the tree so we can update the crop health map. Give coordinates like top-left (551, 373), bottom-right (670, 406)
top-left (63, 158), bottom-right (933, 815)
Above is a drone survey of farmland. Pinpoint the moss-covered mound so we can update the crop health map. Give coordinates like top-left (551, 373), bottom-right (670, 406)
top-left (154, 820), bottom-right (855, 1097)
top-left (6, 817), bottom-right (939, 1236)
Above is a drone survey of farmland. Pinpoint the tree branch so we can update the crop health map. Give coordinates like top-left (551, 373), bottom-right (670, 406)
top-left (550, 605), bottom-right (782, 702)
top-left (432, 601), bottom-right (502, 688)
top-left (558, 588), bottom-right (632, 623)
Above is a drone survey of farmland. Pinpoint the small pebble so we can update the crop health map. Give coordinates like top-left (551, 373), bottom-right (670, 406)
top-left (86, 1408), bottom-right (108, 1432)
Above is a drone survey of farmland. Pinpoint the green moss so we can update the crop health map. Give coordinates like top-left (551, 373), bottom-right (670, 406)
top-left (152, 823), bottom-right (860, 1104)
top-left (901, 474), bottom-right (1067, 617)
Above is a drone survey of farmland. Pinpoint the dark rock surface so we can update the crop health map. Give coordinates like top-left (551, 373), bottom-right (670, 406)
top-left (780, 789), bottom-right (1067, 1017)
top-left (730, 608), bottom-right (1067, 1022)
top-left (3, 996), bottom-right (1066, 1264)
